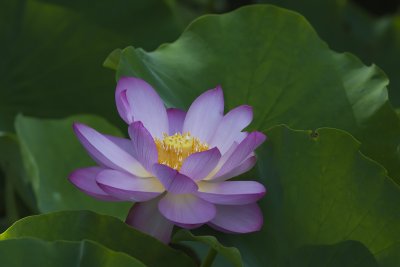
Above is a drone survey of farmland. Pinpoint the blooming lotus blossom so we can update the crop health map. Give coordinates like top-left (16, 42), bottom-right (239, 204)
top-left (69, 77), bottom-right (266, 243)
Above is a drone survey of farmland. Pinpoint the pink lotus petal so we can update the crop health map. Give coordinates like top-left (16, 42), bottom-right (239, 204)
top-left (73, 81), bottom-right (267, 241)
top-left (103, 135), bottom-right (135, 156)
top-left (167, 108), bottom-right (186, 135)
top-left (180, 148), bottom-right (221, 181)
top-left (183, 86), bottom-right (224, 143)
top-left (152, 164), bottom-right (198, 194)
top-left (212, 156), bottom-right (257, 182)
top-left (215, 131), bottom-right (266, 178)
top-left (203, 142), bottom-right (239, 181)
top-left (115, 84), bottom-right (133, 124)
top-left (96, 169), bottom-right (164, 202)
top-left (210, 105), bottom-right (253, 154)
top-left (158, 193), bottom-right (216, 224)
top-left (68, 167), bottom-right (117, 201)
top-left (128, 122), bottom-right (158, 172)
top-left (235, 132), bottom-right (248, 143)
top-left (117, 77), bottom-right (169, 138)
top-left (196, 181), bottom-right (266, 205)
top-left (126, 199), bottom-right (174, 244)
top-left (73, 123), bottom-right (150, 177)
top-left (208, 203), bottom-right (263, 233)
top-left (174, 222), bottom-right (204, 229)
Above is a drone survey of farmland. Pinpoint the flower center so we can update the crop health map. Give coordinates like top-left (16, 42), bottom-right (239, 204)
top-left (154, 132), bottom-right (209, 170)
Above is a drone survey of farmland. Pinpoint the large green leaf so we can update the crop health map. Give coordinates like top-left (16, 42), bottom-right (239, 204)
top-left (0, 210), bottom-right (196, 267)
top-left (0, 0), bottom-right (181, 132)
top-left (260, 0), bottom-right (400, 107)
top-left (109, 4), bottom-right (400, 181)
top-left (0, 238), bottom-right (146, 267)
top-left (212, 126), bottom-right (399, 266)
top-left (172, 229), bottom-right (243, 267)
top-left (287, 240), bottom-right (378, 267)
top-left (14, 114), bottom-right (131, 219)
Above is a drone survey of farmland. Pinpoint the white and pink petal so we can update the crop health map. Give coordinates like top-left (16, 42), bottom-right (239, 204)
top-left (174, 222), bottom-right (204, 229)
top-left (126, 199), bottom-right (174, 244)
top-left (183, 86), bottom-right (224, 143)
top-left (68, 167), bottom-right (117, 201)
top-left (180, 148), bottom-right (221, 181)
top-left (208, 203), bottom-right (263, 233)
top-left (211, 155), bottom-right (257, 182)
top-left (103, 135), bottom-right (135, 156)
top-left (158, 193), bottom-right (216, 225)
top-left (116, 77), bottom-right (169, 138)
top-left (115, 79), bottom-right (134, 124)
top-left (152, 164), bottom-right (198, 194)
top-left (214, 131), bottom-right (266, 178)
top-left (167, 108), bottom-right (186, 135)
top-left (210, 105), bottom-right (253, 154)
top-left (203, 142), bottom-right (239, 181)
top-left (73, 123), bottom-right (150, 177)
top-left (196, 181), bottom-right (266, 205)
top-left (128, 122), bottom-right (158, 172)
top-left (96, 169), bottom-right (164, 202)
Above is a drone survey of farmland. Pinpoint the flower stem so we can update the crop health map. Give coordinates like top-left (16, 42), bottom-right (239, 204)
top-left (201, 248), bottom-right (217, 267)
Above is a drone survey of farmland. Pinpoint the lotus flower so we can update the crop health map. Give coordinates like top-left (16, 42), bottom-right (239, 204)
top-left (69, 77), bottom-right (266, 243)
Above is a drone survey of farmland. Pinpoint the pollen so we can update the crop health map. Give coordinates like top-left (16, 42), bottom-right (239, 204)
top-left (154, 132), bottom-right (209, 170)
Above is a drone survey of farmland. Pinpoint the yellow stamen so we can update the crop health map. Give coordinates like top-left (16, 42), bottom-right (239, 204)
top-left (154, 132), bottom-right (209, 170)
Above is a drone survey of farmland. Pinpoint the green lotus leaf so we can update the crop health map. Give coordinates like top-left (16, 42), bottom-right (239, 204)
top-left (172, 229), bottom-right (243, 267)
top-left (214, 125), bottom-right (399, 266)
top-left (14, 114), bottom-right (131, 218)
top-left (287, 240), bottom-right (378, 267)
top-left (0, 238), bottom-right (146, 267)
top-left (260, 0), bottom-right (400, 107)
top-left (0, 210), bottom-right (197, 267)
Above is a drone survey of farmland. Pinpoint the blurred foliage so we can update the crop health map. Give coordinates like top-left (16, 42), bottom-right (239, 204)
top-left (0, 0), bottom-right (182, 132)
top-left (0, 133), bottom-right (35, 231)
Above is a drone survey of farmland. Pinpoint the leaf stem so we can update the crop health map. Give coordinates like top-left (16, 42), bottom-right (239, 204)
top-left (201, 247), bottom-right (217, 267)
